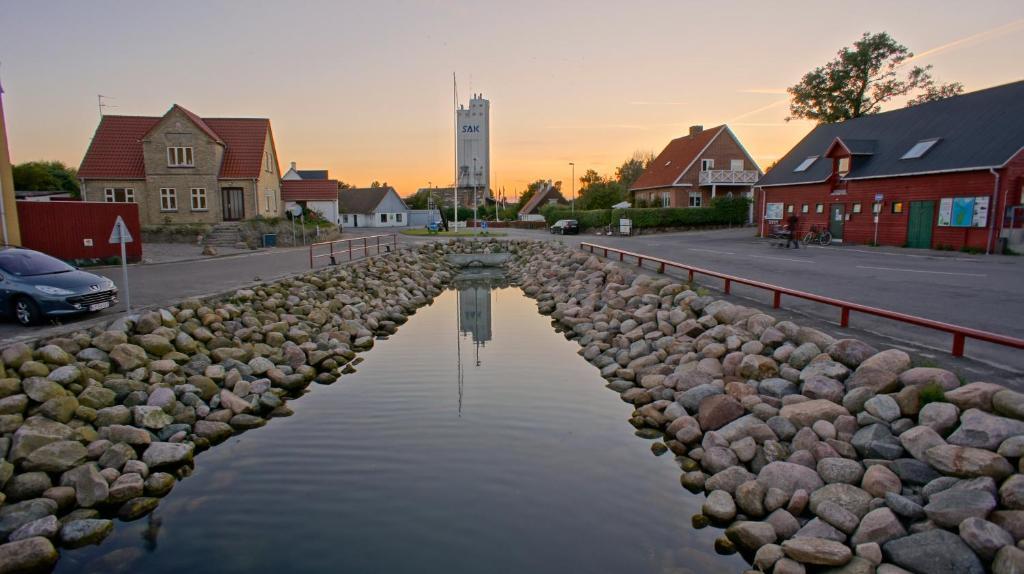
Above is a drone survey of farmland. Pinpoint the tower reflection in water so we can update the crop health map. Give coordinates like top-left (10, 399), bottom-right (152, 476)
top-left (453, 271), bottom-right (507, 414)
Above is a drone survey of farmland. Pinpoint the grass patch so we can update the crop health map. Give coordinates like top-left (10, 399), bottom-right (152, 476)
top-left (400, 229), bottom-right (506, 237)
top-left (919, 382), bottom-right (947, 406)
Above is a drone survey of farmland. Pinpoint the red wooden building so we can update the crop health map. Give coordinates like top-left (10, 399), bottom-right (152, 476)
top-left (16, 200), bottom-right (143, 262)
top-left (755, 81), bottom-right (1024, 253)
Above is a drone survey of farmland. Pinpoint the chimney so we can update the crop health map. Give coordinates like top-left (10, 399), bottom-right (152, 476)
top-left (290, 161), bottom-right (296, 171)
top-left (689, 125), bottom-right (703, 137)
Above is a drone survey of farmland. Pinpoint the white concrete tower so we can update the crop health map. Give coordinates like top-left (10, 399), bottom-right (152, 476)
top-left (456, 94), bottom-right (490, 202)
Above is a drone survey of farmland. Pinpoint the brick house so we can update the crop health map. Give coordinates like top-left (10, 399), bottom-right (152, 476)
top-left (629, 125), bottom-right (761, 212)
top-left (754, 81), bottom-right (1024, 252)
top-left (517, 181), bottom-right (567, 221)
top-left (78, 104), bottom-right (283, 225)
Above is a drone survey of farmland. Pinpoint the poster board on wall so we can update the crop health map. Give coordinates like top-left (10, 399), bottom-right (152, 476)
top-left (972, 196), bottom-right (989, 227)
top-left (765, 202), bottom-right (784, 221)
top-left (938, 196), bottom-right (988, 228)
top-left (938, 198), bottom-right (952, 226)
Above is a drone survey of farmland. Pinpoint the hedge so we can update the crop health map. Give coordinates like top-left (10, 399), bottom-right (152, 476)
top-left (540, 196), bottom-right (750, 230)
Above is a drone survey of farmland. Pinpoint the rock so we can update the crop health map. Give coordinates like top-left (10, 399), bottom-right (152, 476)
top-left (109, 344), bottom-right (148, 371)
top-left (945, 382), bottom-right (1006, 412)
top-left (802, 376), bottom-right (846, 404)
top-left (856, 542), bottom-right (883, 566)
top-left (46, 365), bottom-right (80, 385)
top-left (98, 442), bottom-right (137, 470)
top-left (1000, 474), bottom-right (1024, 509)
top-left (993, 546), bottom-right (1024, 574)
top-left (105, 424), bottom-right (152, 445)
top-left (0, 537), bottom-right (59, 572)
top-left (143, 472), bottom-right (175, 497)
top-left (761, 378), bottom-right (800, 399)
top-left (146, 387), bottom-right (176, 412)
top-left (859, 349), bottom-right (912, 375)
top-left (958, 517), bottom-right (1014, 561)
top-left (852, 424), bottom-right (904, 460)
top-left (698, 395), bottom-right (744, 431)
top-left (736, 480), bottom-right (766, 518)
top-left (898, 368), bottom-right (960, 391)
top-left (21, 378), bottom-right (66, 403)
top-left (193, 420), bottom-right (234, 444)
top-left (702, 490), bottom-right (737, 522)
top-left (948, 408), bottom-right (1024, 450)
top-left (9, 515), bottom-right (60, 541)
top-left (827, 339), bottom-right (879, 368)
top-left (851, 507), bottom-right (906, 546)
top-left (754, 543), bottom-right (785, 571)
top-left (739, 355), bottom-right (779, 380)
top-left (783, 537), bottom-right (853, 566)
top-left (22, 440), bottom-right (88, 472)
top-left (142, 442), bottom-right (193, 468)
top-left (5, 472), bottom-right (52, 502)
top-left (766, 508), bottom-right (801, 539)
top-left (679, 384), bottom-right (723, 412)
top-left (0, 499), bottom-right (59, 539)
top-left (59, 518), bottom-right (113, 548)
top-left (757, 461), bottom-right (824, 496)
top-left (725, 520), bottom-right (777, 552)
top-left (865, 395), bottom-right (902, 422)
top-left (882, 529), bottom-right (984, 574)
top-left (900, 426), bottom-right (946, 461)
top-left (219, 389), bottom-right (253, 415)
top-left (919, 402), bottom-right (960, 435)
top-left (989, 510), bottom-right (1024, 541)
top-left (924, 444), bottom-right (1014, 479)
top-left (108, 473), bottom-right (145, 504)
top-left (780, 399), bottom-right (850, 428)
top-left (923, 487), bottom-right (997, 528)
top-left (132, 405), bottom-right (174, 429)
top-left (61, 463), bottom-right (109, 507)
top-left (818, 458), bottom-right (865, 485)
top-left (731, 436), bottom-right (758, 462)
top-left (993, 389), bottom-right (1024, 421)
top-left (672, 416), bottom-right (703, 444)
top-left (810, 483), bottom-right (873, 519)
top-left (702, 447), bottom-right (739, 474)
top-left (767, 416), bottom-right (797, 441)
top-left (998, 436), bottom-right (1024, 458)
top-left (816, 501), bottom-right (860, 535)
top-left (862, 464), bottom-right (902, 498)
top-left (885, 492), bottom-right (925, 520)
top-left (847, 367), bottom-right (900, 394)
top-left (77, 386), bottom-right (116, 410)
top-left (229, 414), bottom-right (266, 430)
top-left (118, 496), bottom-right (160, 521)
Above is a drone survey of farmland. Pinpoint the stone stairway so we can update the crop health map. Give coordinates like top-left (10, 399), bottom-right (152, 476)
top-left (204, 222), bottom-right (244, 248)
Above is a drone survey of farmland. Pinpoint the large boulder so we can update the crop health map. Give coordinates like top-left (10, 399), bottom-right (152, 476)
top-left (923, 487), bottom-right (997, 528)
top-left (782, 537), bottom-right (853, 566)
top-left (858, 349), bottom-right (911, 374)
top-left (924, 444), bottom-right (1014, 479)
top-left (757, 462), bottom-right (824, 496)
top-left (0, 537), bottom-right (59, 572)
top-left (22, 440), bottom-right (88, 473)
top-left (9, 416), bottom-right (74, 462)
top-left (850, 507), bottom-right (906, 546)
top-left (0, 499), bottom-right (59, 540)
top-left (898, 367), bottom-right (960, 391)
top-left (697, 395), bottom-right (744, 431)
top-left (109, 343), bottom-right (148, 371)
top-left (993, 389), bottom-right (1024, 420)
top-left (779, 400), bottom-right (850, 428)
top-left (944, 382), bottom-right (1006, 412)
top-left (947, 408), bottom-right (1024, 450)
top-left (809, 483), bottom-right (873, 519)
top-left (60, 463), bottom-right (109, 507)
top-left (142, 442), bottom-right (194, 469)
top-left (826, 339), bottom-right (878, 368)
top-left (882, 529), bottom-right (984, 574)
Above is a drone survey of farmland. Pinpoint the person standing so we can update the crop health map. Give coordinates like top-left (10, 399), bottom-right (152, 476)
top-left (786, 213), bottom-right (800, 249)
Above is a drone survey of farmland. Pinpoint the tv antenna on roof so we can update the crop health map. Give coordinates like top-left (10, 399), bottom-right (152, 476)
top-left (97, 94), bottom-right (116, 118)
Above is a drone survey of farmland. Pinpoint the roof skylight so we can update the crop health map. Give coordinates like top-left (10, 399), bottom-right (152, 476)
top-left (793, 156), bottom-right (818, 172)
top-left (901, 138), bottom-right (940, 159)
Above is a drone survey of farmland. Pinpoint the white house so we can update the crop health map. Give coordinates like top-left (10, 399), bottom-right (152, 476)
top-left (339, 186), bottom-right (410, 228)
top-left (281, 179), bottom-right (341, 225)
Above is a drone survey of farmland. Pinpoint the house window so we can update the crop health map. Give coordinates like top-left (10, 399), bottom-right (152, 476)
top-left (342, 214), bottom-right (349, 224)
top-left (167, 147), bottom-right (194, 167)
top-left (104, 188), bottom-right (135, 203)
top-left (688, 192), bottom-right (702, 207)
top-left (787, 204), bottom-right (794, 214)
top-left (159, 188), bottom-right (177, 211)
top-left (380, 213), bottom-right (387, 223)
top-left (837, 157), bottom-right (851, 176)
top-left (190, 188), bottom-right (208, 211)
top-left (396, 213), bottom-right (403, 223)
top-left (873, 202), bottom-right (882, 214)
top-left (661, 192), bottom-right (671, 208)
top-left (265, 152), bottom-right (273, 172)
top-left (892, 202), bottom-right (904, 214)
top-left (265, 192), bottom-right (274, 212)
top-left (901, 138), bottom-right (939, 160)
top-left (794, 156), bottom-right (818, 172)
top-left (700, 159), bottom-right (714, 171)
top-left (801, 204), bottom-right (809, 214)
top-left (852, 202), bottom-right (862, 214)
top-left (816, 204), bottom-right (824, 214)
top-left (730, 159), bottom-right (744, 171)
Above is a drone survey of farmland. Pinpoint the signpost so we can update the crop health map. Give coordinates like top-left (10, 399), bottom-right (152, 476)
top-left (108, 216), bottom-right (133, 312)
top-left (873, 193), bottom-right (883, 245)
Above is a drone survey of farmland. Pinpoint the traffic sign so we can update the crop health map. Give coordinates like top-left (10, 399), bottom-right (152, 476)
top-left (874, 193), bottom-right (884, 201)
top-left (108, 216), bottom-right (134, 244)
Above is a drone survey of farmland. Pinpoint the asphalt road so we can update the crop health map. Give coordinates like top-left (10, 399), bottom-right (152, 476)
top-left (2, 227), bottom-right (1021, 382)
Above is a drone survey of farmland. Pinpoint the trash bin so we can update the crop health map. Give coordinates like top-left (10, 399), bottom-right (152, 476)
top-left (262, 233), bottom-right (278, 247)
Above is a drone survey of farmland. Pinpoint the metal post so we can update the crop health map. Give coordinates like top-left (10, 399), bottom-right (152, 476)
top-left (119, 237), bottom-right (130, 312)
top-left (301, 214), bottom-right (306, 244)
top-left (570, 162), bottom-right (575, 214)
top-left (349, 239), bottom-right (353, 261)
top-left (952, 333), bottom-right (966, 357)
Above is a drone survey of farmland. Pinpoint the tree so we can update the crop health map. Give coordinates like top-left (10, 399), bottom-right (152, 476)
top-left (578, 180), bottom-right (626, 210)
top-left (787, 32), bottom-right (962, 123)
top-left (906, 81), bottom-right (964, 107)
top-left (516, 179), bottom-right (548, 209)
top-left (614, 151), bottom-right (653, 189)
top-left (12, 161), bottom-right (80, 195)
top-left (369, 181), bottom-right (382, 188)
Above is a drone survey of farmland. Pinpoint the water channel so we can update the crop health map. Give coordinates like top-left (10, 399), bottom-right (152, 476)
top-left (56, 271), bottom-right (744, 573)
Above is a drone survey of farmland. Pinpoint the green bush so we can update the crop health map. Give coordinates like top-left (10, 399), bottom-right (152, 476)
top-left (541, 196), bottom-right (751, 230)
top-left (918, 383), bottom-right (947, 406)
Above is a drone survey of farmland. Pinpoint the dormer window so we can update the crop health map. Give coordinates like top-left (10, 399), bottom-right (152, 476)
top-left (837, 156), bottom-right (851, 176)
top-left (793, 156), bottom-right (818, 172)
top-left (901, 138), bottom-right (940, 159)
top-left (167, 147), bottom-right (194, 167)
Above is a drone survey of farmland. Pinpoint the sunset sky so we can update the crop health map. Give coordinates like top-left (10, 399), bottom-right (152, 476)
top-left (1, 1), bottom-right (1022, 199)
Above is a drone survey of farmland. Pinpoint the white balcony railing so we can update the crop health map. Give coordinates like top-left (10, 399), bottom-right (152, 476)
top-left (699, 169), bottom-right (759, 185)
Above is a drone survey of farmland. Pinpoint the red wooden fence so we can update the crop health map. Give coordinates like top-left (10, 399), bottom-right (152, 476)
top-left (16, 200), bottom-right (143, 262)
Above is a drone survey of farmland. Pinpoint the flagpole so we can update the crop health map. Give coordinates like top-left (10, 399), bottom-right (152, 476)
top-left (453, 72), bottom-right (459, 231)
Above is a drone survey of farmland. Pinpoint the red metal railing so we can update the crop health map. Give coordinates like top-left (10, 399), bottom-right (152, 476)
top-left (580, 242), bottom-right (1024, 358)
top-left (310, 234), bottom-right (398, 268)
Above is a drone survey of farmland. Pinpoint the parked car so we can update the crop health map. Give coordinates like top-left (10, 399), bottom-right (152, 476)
top-left (0, 247), bottom-right (118, 326)
top-left (550, 219), bottom-right (579, 235)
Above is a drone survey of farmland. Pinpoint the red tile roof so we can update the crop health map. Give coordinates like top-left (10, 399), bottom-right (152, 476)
top-left (518, 183), bottom-right (566, 216)
top-left (78, 105), bottom-right (274, 180)
top-left (282, 179), bottom-right (340, 201)
top-left (629, 126), bottom-right (724, 190)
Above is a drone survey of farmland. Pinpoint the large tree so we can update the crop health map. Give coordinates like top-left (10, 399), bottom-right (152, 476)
top-left (787, 32), bottom-right (962, 123)
top-left (578, 180), bottom-right (626, 210)
top-left (614, 151), bottom-right (653, 189)
top-left (12, 161), bottom-right (79, 195)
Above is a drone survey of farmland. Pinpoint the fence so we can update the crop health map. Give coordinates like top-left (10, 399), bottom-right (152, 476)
top-left (579, 242), bottom-right (1024, 358)
top-left (16, 200), bottom-right (143, 262)
top-left (309, 234), bottom-right (398, 268)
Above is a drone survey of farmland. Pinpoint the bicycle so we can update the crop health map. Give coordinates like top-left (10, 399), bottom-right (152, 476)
top-left (802, 225), bottom-right (833, 246)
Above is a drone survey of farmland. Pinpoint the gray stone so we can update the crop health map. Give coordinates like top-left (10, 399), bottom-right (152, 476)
top-left (865, 395), bottom-right (902, 422)
top-left (679, 384), bottom-right (723, 413)
top-left (898, 367), bottom-right (960, 391)
top-left (118, 496), bottom-right (160, 521)
top-left (882, 529), bottom-right (984, 574)
top-left (948, 409), bottom-right (1024, 451)
top-left (143, 472), bottom-right (175, 497)
top-left (885, 492), bottom-right (925, 520)
top-left (108, 473), bottom-right (145, 504)
top-left (899, 426), bottom-right (946, 461)
top-left (765, 508), bottom-right (801, 539)
top-left (852, 424), bottom-right (905, 460)
top-left (782, 537), bottom-right (853, 566)
top-left (767, 416), bottom-right (797, 441)
top-left (816, 501), bottom-right (860, 535)
top-left (847, 367), bottom-right (899, 394)
top-left (993, 546), bottom-right (1024, 574)
top-left (827, 339), bottom-right (879, 368)
top-left (9, 515), bottom-right (60, 541)
top-left (4, 472), bottom-right (52, 502)
top-left (862, 464), bottom-right (902, 498)
top-left (958, 517), bottom-right (1014, 561)
top-left (104, 424), bottom-right (152, 445)
top-left (9, 416), bottom-right (74, 462)
top-left (993, 389), bottom-right (1024, 421)
top-left (132, 405), bottom-right (173, 429)
top-left (0, 498), bottom-right (59, 539)
top-left (1000, 474), bottom-right (1024, 510)
top-left (702, 490), bottom-right (736, 522)
top-left (803, 375), bottom-right (846, 404)
top-left (0, 537), bottom-right (59, 572)
top-left (59, 518), bottom-right (113, 548)
top-left (725, 520), bottom-right (777, 552)
top-left (924, 444), bottom-right (1014, 479)
top-left (919, 402), bottom-right (960, 435)
top-left (736, 480), bottom-right (766, 518)
top-left (761, 378), bottom-right (800, 399)
top-left (818, 458), bottom-right (865, 485)
top-left (757, 461), bottom-right (824, 496)
top-left (22, 440), bottom-right (88, 473)
top-left (923, 487), bottom-right (997, 528)
top-left (60, 463), bottom-right (109, 507)
top-left (891, 458), bottom-right (941, 486)
top-left (142, 442), bottom-right (193, 468)
top-left (780, 399), bottom-right (850, 428)
top-left (851, 507), bottom-right (906, 546)
top-left (810, 483), bottom-right (873, 519)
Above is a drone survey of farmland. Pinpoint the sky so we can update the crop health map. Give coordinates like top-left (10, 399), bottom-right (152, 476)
top-left (1, 0), bottom-right (1022, 199)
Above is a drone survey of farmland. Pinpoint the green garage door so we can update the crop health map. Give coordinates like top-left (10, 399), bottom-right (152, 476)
top-left (907, 200), bottom-right (935, 249)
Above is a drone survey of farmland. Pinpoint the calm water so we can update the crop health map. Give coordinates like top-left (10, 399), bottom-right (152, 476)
top-left (57, 272), bottom-right (743, 574)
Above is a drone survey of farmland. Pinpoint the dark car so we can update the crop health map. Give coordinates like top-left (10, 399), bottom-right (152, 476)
top-left (550, 219), bottom-right (579, 235)
top-left (0, 247), bottom-right (119, 326)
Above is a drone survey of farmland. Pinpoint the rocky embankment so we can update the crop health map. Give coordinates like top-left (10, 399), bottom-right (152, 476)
top-left (0, 248), bottom-right (453, 572)
top-left (507, 240), bottom-right (1024, 574)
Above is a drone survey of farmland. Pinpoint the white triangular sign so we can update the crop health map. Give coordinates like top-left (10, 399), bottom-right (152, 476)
top-left (109, 215), bottom-right (134, 244)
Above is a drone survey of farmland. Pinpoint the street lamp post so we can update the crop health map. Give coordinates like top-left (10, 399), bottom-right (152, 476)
top-left (569, 162), bottom-right (575, 214)
top-left (472, 158), bottom-right (479, 229)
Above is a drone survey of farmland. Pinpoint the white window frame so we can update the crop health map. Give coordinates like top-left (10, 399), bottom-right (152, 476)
top-left (264, 192), bottom-right (275, 212)
top-left (167, 147), bottom-right (194, 167)
top-left (660, 192), bottom-right (670, 208)
top-left (688, 191), bottom-right (702, 208)
top-left (837, 156), bottom-right (851, 176)
top-left (395, 213), bottom-right (403, 223)
top-left (265, 151), bottom-right (273, 172)
top-left (700, 159), bottom-right (715, 171)
top-left (103, 188), bottom-right (135, 203)
top-left (794, 156), bottom-right (818, 172)
top-left (730, 159), bottom-right (744, 172)
top-left (159, 188), bottom-right (177, 211)
top-left (379, 213), bottom-right (388, 223)
top-left (190, 188), bottom-right (208, 211)
top-left (901, 138), bottom-right (940, 160)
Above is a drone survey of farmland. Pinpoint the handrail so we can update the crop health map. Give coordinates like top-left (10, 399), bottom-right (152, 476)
top-left (579, 242), bottom-right (1024, 358)
top-left (310, 234), bottom-right (398, 268)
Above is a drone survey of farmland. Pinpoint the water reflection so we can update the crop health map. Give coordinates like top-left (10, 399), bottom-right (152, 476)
top-left (454, 271), bottom-right (507, 414)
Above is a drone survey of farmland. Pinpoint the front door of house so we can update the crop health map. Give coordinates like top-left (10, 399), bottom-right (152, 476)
top-left (221, 188), bottom-right (244, 221)
top-left (829, 204), bottom-right (845, 240)
top-left (907, 200), bottom-right (935, 249)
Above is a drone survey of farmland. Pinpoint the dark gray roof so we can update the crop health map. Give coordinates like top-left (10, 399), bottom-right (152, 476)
top-left (338, 187), bottom-right (395, 213)
top-left (757, 80), bottom-right (1024, 187)
top-left (296, 170), bottom-right (328, 180)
